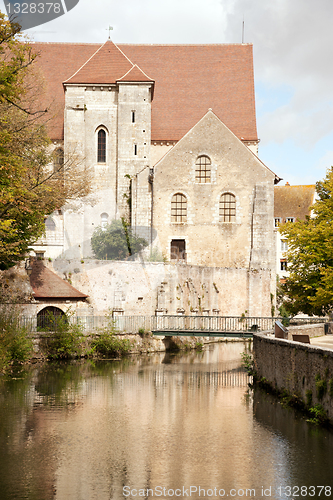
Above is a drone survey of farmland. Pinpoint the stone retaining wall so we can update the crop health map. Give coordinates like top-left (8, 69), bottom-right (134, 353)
top-left (287, 323), bottom-right (325, 340)
top-left (30, 332), bottom-right (224, 360)
top-left (253, 331), bottom-right (333, 422)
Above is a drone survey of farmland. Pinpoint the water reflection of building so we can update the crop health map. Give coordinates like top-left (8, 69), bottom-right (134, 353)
top-left (1, 345), bottom-right (289, 499)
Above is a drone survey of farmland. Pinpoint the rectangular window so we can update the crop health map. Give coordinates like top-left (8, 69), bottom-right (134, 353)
top-left (134, 144), bottom-right (137, 156)
top-left (131, 110), bottom-right (135, 123)
top-left (286, 217), bottom-right (295, 223)
top-left (280, 260), bottom-right (287, 271)
top-left (281, 240), bottom-right (288, 252)
top-left (170, 239), bottom-right (186, 261)
top-left (274, 218), bottom-right (281, 227)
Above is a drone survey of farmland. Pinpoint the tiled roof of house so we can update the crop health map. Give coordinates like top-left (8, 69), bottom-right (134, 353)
top-left (30, 260), bottom-right (88, 299)
top-left (64, 40), bottom-right (153, 84)
top-left (274, 184), bottom-right (316, 222)
top-left (117, 64), bottom-right (154, 83)
top-left (32, 42), bottom-right (258, 142)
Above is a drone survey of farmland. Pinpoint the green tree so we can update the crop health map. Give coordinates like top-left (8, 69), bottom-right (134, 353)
top-left (0, 14), bottom-right (91, 270)
top-left (281, 167), bottom-right (333, 316)
top-left (91, 219), bottom-right (148, 260)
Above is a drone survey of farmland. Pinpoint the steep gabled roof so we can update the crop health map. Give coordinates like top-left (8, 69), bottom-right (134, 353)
top-left (117, 64), bottom-right (154, 83)
top-left (274, 184), bottom-right (316, 222)
top-left (64, 40), bottom-right (134, 84)
top-left (33, 42), bottom-right (258, 143)
top-left (30, 260), bottom-right (88, 300)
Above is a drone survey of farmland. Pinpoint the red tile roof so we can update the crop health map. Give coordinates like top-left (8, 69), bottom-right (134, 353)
top-left (274, 184), bottom-right (316, 222)
top-left (32, 42), bottom-right (258, 143)
top-left (30, 260), bottom-right (88, 299)
top-left (117, 64), bottom-right (154, 83)
top-left (64, 40), bottom-right (150, 84)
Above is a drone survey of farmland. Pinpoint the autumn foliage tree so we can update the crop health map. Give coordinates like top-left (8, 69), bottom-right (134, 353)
top-left (0, 14), bottom-right (91, 270)
top-left (281, 167), bottom-right (333, 316)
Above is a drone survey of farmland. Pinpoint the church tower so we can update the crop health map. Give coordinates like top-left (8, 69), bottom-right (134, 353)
top-left (62, 40), bottom-right (154, 258)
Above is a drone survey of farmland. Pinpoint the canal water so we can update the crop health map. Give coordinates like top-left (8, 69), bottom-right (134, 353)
top-left (0, 342), bottom-right (332, 500)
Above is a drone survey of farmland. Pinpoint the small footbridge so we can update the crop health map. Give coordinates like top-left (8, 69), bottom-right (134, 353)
top-left (77, 315), bottom-right (323, 337)
top-left (21, 313), bottom-right (324, 338)
top-left (150, 315), bottom-right (272, 338)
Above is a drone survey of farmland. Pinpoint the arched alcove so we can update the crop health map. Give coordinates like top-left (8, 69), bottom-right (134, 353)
top-left (37, 306), bottom-right (67, 330)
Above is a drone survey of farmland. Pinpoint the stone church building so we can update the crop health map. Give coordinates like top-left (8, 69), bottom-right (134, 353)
top-left (27, 40), bottom-right (280, 318)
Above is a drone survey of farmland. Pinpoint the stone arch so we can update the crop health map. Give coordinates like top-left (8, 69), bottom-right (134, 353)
top-left (37, 306), bottom-right (67, 330)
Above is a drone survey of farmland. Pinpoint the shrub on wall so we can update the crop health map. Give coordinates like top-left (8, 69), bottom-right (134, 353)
top-left (91, 218), bottom-right (148, 260)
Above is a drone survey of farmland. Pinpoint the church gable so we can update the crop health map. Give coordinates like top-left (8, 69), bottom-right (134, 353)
top-left (151, 110), bottom-right (276, 269)
top-left (154, 110), bottom-right (276, 184)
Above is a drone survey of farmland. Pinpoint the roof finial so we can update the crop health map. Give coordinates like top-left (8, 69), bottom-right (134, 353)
top-left (106, 26), bottom-right (113, 40)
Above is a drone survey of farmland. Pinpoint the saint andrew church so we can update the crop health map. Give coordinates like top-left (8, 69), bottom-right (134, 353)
top-left (26, 40), bottom-right (279, 318)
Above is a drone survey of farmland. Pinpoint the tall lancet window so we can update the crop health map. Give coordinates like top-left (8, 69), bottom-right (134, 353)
top-left (97, 129), bottom-right (106, 163)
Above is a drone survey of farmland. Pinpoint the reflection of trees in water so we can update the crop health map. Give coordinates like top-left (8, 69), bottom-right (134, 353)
top-left (0, 368), bottom-right (57, 500)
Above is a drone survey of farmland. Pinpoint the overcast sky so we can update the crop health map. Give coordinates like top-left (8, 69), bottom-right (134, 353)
top-left (3, 0), bottom-right (332, 186)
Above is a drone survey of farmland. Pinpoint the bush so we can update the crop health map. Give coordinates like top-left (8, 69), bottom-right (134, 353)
top-left (92, 332), bottom-right (132, 357)
top-left (44, 313), bottom-right (84, 359)
top-left (91, 219), bottom-right (148, 260)
top-left (0, 308), bottom-right (33, 370)
top-left (92, 317), bottom-right (132, 357)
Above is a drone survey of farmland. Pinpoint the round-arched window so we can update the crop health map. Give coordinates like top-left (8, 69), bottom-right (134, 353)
top-left (171, 193), bottom-right (187, 223)
top-left (219, 193), bottom-right (236, 222)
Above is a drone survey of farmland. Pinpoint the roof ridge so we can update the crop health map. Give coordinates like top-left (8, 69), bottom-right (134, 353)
top-left (117, 63), bottom-right (154, 82)
top-left (32, 41), bottom-right (253, 47)
top-left (118, 42), bottom-right (253, 47)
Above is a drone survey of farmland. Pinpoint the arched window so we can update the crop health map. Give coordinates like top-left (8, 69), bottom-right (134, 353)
top-left (53, 148), bottom-right (64, 173)
top-left (101, 212), bottom-right (109, 231)
top-left (45, 217), bottom-right (56, 231)
top-left (97, 129), bottom-right (106, 163)
top-left (195, 155), bottom-right (211, 183)
top-left (171, 193), bottom-right (187, 223)
top-left (37, 306), bottom-right (67, 331)
top-left (219, 193), bottom-right (236, 222)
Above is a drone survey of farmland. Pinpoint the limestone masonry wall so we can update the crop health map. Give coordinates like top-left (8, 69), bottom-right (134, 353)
top-left (47, 259), bottom-right (273, 317)
top-left (253, 331), bottom-right (333, 421)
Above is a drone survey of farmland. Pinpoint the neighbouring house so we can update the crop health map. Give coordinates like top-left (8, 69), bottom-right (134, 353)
top-left (274, 183), bottom-right (316, 281)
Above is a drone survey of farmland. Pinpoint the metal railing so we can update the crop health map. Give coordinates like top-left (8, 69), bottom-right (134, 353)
top-left (17, 314), bottom-right (328, 335)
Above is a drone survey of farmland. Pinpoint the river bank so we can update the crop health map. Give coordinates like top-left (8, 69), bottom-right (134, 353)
top-left (253, 332), bottom-right (333, 425)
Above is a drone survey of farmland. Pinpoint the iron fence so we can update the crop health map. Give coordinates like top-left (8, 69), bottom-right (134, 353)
top-left (17, 314), bottom-right (328, 335)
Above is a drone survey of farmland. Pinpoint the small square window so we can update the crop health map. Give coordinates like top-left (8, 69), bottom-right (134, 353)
top-left (286, 217), bottom-right (295, 223)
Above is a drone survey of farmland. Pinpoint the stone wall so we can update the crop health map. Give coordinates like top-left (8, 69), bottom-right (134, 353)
top-left (48, 259), bottom-right (273, 317)
top-left (253, 332), bottom-right (333, 421)
top-left (287, 323), bottom-right (325, 339)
